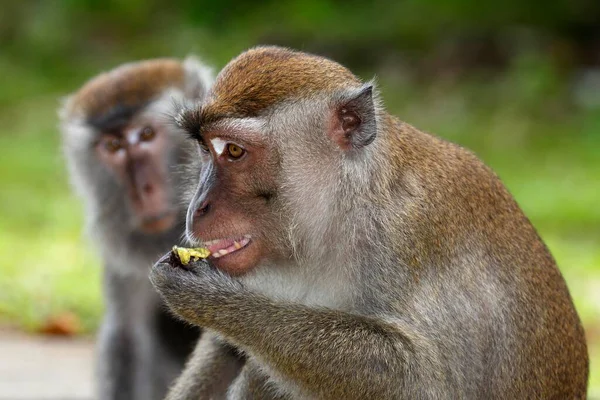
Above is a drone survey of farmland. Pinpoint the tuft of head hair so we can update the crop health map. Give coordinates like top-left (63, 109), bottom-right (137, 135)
top-left (60, 57), bottom-right (214, 129)
top-left (202, 46), bottom-right (362, 122)
top-left (64, 59), bottom-right (185, 120)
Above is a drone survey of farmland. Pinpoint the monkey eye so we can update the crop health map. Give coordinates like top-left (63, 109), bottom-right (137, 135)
top-left (226, 143), bottom-right (246, 160)
top-left (101, 137), bottom-right (124, 153)
top-left (140, 126), bottom-right (156, 142)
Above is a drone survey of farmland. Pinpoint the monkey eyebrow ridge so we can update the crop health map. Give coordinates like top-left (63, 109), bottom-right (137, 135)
top-left (88, 103), bottom-right (147, 131)
top-left (176, 101), bottom-right (266, 150)
top-left (175, 106), bottom-right (203, 140)
top-left (218, 117), bottom-right (265, 134)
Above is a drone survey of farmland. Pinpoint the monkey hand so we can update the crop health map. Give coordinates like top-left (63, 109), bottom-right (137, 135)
top-left (149, 251), bottom-right (242, 327)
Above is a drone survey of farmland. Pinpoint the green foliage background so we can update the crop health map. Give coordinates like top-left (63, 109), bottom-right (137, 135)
top-left (0, 0), bottom-right (598, 395)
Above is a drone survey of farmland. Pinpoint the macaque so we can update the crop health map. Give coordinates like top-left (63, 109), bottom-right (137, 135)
top-left (151, 46), bottom-right (589, 399)
top-left (59, 57), bottom-right (243, 400)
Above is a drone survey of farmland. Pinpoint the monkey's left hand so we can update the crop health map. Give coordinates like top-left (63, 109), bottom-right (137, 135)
top-left (150, 253), bottom-right (243, 326)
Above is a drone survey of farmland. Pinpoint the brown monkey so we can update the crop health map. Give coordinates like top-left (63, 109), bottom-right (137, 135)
top-left (150, 46), bottom-right (589, 399)
top-left (59, 57), bottom-right (243, 400)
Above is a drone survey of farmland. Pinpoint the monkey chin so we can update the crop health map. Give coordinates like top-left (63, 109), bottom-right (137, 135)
top-left (206, 239), bottom-right (262, 277)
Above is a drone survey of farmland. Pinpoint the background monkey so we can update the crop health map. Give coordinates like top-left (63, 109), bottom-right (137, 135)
top-left (60, 57), bottom-right (243, 400)
top-left (151, 46), bottom-right (588, 399)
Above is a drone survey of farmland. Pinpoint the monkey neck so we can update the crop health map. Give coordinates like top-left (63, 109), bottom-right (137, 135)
top-left (329, 115), bottom-right (437, 263)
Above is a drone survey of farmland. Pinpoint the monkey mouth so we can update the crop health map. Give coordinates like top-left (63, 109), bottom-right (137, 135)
top-left (204, 235), bottom-right (251, 259)
top-left (139, 211), bottom-right (177, 233)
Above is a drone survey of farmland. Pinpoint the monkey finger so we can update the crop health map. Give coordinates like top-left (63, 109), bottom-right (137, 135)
top-left (150, 254), bottom-right (215, 299)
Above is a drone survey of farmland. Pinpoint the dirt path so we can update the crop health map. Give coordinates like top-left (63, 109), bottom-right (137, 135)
top-left (0, 330), bottom-right (94, 400)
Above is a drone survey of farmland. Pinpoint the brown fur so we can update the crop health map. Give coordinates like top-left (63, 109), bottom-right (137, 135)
top-left (152, 46), bottom-right (589, 399)
top-left (382, 118), bottom-right (589, 396)
top-left (201, 46), bottom-right (361, 122)
top-left (65, 59), bottom-right (185, 120)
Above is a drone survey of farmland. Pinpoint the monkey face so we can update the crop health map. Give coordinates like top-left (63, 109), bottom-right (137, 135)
top-left (95, 117), bottom-right (179, 234)
top-left (177, 47), bottom-right (379, 276)
top-left (183, 119), bottom-right (288, 276)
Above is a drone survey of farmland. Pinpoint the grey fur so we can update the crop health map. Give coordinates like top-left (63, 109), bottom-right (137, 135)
top-left (59, 57), bottom-right (214, 400)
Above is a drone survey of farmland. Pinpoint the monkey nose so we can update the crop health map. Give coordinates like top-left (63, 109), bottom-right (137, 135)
top-left (142, 183), bottom-right (154, 195)
top-left (194, 200), bottom-right (211, 218)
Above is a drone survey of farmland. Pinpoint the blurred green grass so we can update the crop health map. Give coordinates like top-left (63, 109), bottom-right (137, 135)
top-left (0, 55), bottom-right (598, 394)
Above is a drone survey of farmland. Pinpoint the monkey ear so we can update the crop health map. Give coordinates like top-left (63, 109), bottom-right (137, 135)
top-left (329, 83), bottom-right (376, 151)
top-left (182, 55), bottom-right (215, 101)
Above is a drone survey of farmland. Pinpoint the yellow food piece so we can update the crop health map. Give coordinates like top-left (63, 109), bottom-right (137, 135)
top-left (172, 246), bottom-right (211, 265)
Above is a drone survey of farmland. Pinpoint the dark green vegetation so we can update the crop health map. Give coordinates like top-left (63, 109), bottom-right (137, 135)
top-left (0, 0), bottom-right (598, 393)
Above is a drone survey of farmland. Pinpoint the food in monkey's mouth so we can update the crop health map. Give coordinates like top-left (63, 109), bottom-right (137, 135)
top-left (171, 246), bottom-right (211, 266)
top-left (170, 235), bottom-right (251, 266)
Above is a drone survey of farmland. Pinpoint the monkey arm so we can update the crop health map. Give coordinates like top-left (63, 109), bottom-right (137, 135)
top-left (166, 330), bottom-right (244, 400)
top-left (151, 262), bottom-right (441, 399)
top-left (101, 267), bottom-right (198, 400)
top-left (96, 312), bottom-right (135, 400)
top-left (209, 296), bottom-right (426, 399)
top-left (96, 268), bottom-right (142, 400)
top-left (227, 362), bottom-right (290, 400)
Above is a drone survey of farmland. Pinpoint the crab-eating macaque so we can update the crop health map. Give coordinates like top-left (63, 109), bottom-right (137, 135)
top-left (59, 57), bottom-right (244, 400)
top-left (150, 46), bottom-right (589, 399)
